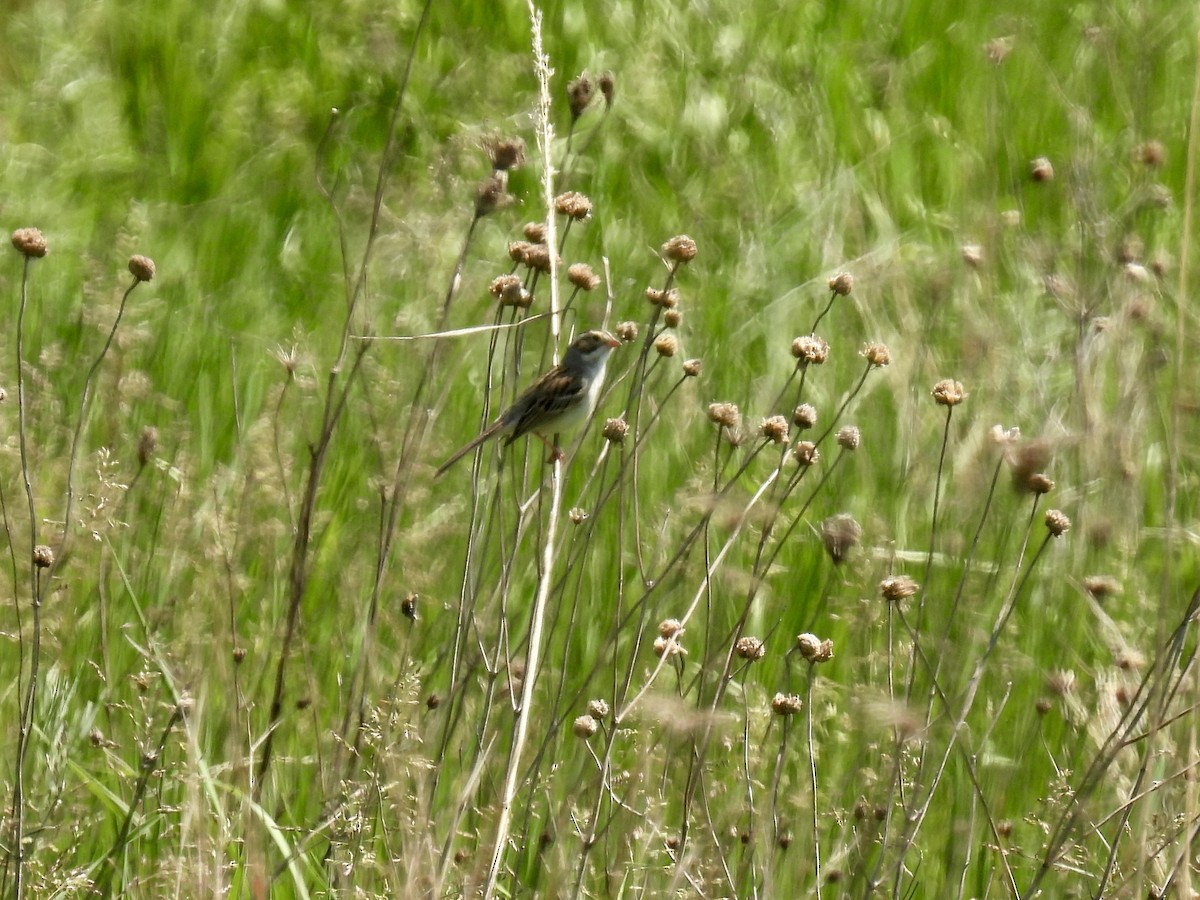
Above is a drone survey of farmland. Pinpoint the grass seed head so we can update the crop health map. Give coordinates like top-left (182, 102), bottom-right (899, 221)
top-left (663, 308), bottom-right (682, 328)
top-left (836, 425), bottom-right (861, 450)
top-left (791, 334), bottom-right (830, 364)
top-left (932, 379), bottom-right (965, 407)
top-left (793, 403), bottom-right (817, 429)
top-left (707, 402), bottom-right (740, 430)
top-left (128, 254), bottom-right (156, 282)
top-left (1045, 509), bottom-right (1071, 536)
top-left (682, 358), bottom-right (702, 377)
top-left (861, 341), bottom-right (891, 367)
top-left (573, 714), bottom-right (599, 739)
top-left (587, 698), bottom-right (610, 719)
top-left (11, 227), bottom-right (48, 258)
top-left (523, 221), bottom-right (547, 243)
top-left (760, 415), bottom-right (789, 444)
top-left (793, 440), bottom-right (820, 466)
top-left (735, 636), bottom-right (766, 660)
top-left (654, 334), bottom-right (678, 357)
top-left (603, 417), bottom-right (628, 444)
top-left (567, 262), bottom-right (600, 291)
top-left (555, 191), bottom-right (592, 221)
top-left (662, 234), bottom-right (698, 263)
top-left (827, 271), bottom-right (854, 295)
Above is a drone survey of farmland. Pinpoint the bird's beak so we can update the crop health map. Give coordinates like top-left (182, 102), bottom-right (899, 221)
top-left (602, 332), bottom-right (621, 348)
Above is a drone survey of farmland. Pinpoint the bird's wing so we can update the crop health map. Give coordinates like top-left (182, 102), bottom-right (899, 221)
top-left (504, 367), bottom-right (588, 442)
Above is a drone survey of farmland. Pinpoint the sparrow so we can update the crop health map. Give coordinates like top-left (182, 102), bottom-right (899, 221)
top-left (435, 329), bottom-right (621, 477)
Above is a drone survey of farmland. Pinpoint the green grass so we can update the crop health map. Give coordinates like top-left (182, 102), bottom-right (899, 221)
top-left (1, 0), bottom-right (1198, 897)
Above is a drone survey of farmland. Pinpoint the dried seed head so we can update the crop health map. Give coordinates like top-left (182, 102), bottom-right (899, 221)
top-left (1030, 156), bottom-right (1054, 182)
top-left (615, 321), bottom-right (638, 342)
top-left (569, 507), bottom-right (589, 525)
top-left (985, 36), bottom-right (1014, 64)
top-left (1115, 649), bottom-right (1145, 671)
top-left (663, 308), bottom-right (682, 328)
top-left (771, 692), bottom-right (803, 716)
top-left (645, 286), bottom-right (679, 308)
top-left (603, 417), bottom-right (628, 444)
top-left (662, 235), bottom-right (698, 263)
top-left (990, 425), bottom-right (1021, 446)
top-left (489, 274), bottom-right (530, 308)
top-left (568, 74), bottom-right (595, 119)
top-left (555, 191), bottom-right (593, 221)
top-left (483, 135), bottom-right (526, 171)
top-left (1083, 575), bottom-right (1122, 600)
top-left (401, 593), bottom-right (418, 620)
top-left (861, 342), bottom-right (891, 368)
top-left (426, 694), bottom-right (441, 709)
top-left (836, 425), bottom-right (861, 450)
top-left (822, 514), bottom-right (862, 564)
top-left (587, 698), bottom-right (610, 720)
top-left (475, 172), bottom-right (513, 217)
top-left (793, 403), bottom-right (817, 429)
top-left (707, 402), bottom-right (740, 430)
top-left (524, 221), bottom-right (547, 243)
top-left (932, 379), bottom-right (966, 407)
top-left (1007, 439), bottom-right (1054, 492)
top-left (1117, 234), bottom-right (1143, 264)
top-left (507, 240), bottom-right (532, 263)
top-left (1124, 262), bottom-right (1151, 284)
top-left (791, 335), bottom-right (830, 364)
top-left (797, 632), bottom-right (834, 663)
top-left (1045, 509), bottom-right (1071, 537)
top-left (653, 635), bottom-right (687, 658)
top-left (11, 227), bottom-right (48, 258)
top-left (567, 263), bottom-right (600, 291)
top-left (827, 271), bottom-right (854, 296)
top-left (573, 714), bottom-right (599, 739)
top-left (682, 358), bottom-right (702, 378)
top-left (522, 243), bottom-right (557, 274)
top-left (1000, 208), bottom-right (1022, 228)
top-left (33, 544), bottom-right (54, 569)
top-left (735, 636), bottom-right (766, 660)
top-left (598, 71), bottom-right (615, 107)
top-left (232, 647), bottom-right (247, 664)
top-left (654, 334), bottom-right (678, 357)
top-left (961, 243), bottom-right (983, 268)
top-left (1027, 473), bottom-right (1055, 494)
top-left (659, 618), bottom-right (684, 638)
top-left (880, 574), bottom-right (920, 602)
top-left (1035, 697), bottom-right (1053, 716)
top-left (760, 416), bottom-right (790, 445)
top-left (128, 255), bottom-right (156, 282)
top-left (1137, 140), bottom-right (1165, 168)
top-left (792, 441), bottom-right (820, 466)
top-left (1046, 670), bottom-right (1075, 696)
top-left (138, 426), bottom-right (158, 467)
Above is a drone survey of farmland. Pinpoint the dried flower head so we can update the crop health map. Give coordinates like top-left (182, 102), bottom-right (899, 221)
top-left (1137, 140), bottom-right (1165, 168)
top-left (735, 636), bottom-right (766, 661)
top-left (1000, 208), bottom-right (1022, 228)
top-left (645, 286), bottom-right (679, 308)
top-left (1083, 575), bottom-right (1122, 600)
top-left (523, 222), bottom-right (547, 243)
top-left (1045, 509), bottom-right (1071, 536)
top-left (1007, 439), bottom-right (1054, 492)
top-left (11, 228), bottom-right (47, 258)
top-left (654, 334), bottom-right (678, 357)
top-left (654, 635), bottom-right (687, 658)
top-left (828, 271), bottom-right (854, 295)
top-left (475, 172), bottom-right (513, 217)
top-left (797, 632), bottom-right (834, 663)
top-left (760, 416), bottom-right (789, 445)
top-left (573, 714), bottom-right (599, 739)
top-left (138, 426), bottom-right (158, 467)
top-left (489, 273), bottom-right (530, 308)
top-left (1030, 156), bottom-right (1054, 182)
top-left (880, 574), bottom-right (920, 602)
top-left (793, 440), bottom-right (820, 466)
top-left (568, 74), bottom-right (595, 120)
top-left (1027, 473), bottom-right (1055, 494)
top-left (401, 593), bottom-right (418, 620)
top-left (791, 335), bottom-right (830, 364)
top-left (568, 507), bottom-right (589, 525)
top-left (990, 425), bottom-right (1022, 446)
top-left (128, 255), bottom-right (156, 282)
top-left (232, 647), bottom-right (247, 664)
top-left (567, 263), bottom-right (600, 291)
top-left (484, 135), bottom-right (526, 171)
top-left (1046, 670), bottom-right (1075, 696)
top-left (598, 71), bottom-right (616, 107)
top-left (836, 425), bottom-right (861, 450)
top-left (662, 235), bottom-right (698, 263)
top-left (861, 342), bottom-right (891, 368)
top-left (793, 403), bottom-right (817, 429)
top-left (707, 402), bottom-right (740, 430)
top-left (33, 545), bottom-right (54, 569)
top-left (615, 321), bottom-right (638, 342)
top-left (603, 417), bottom-right (628, 444)
top-left (659, 618), bottom-right (684, 638)
top-left (663, 308), bottom-right (682, 328)
top-left (521, 243), bottom-right (557, 274)
top-left (932, 379), bottom-right (966, 407)
top-left (587, 698), bottom-right (610, 720)
top-left (1035, 697), bottom-right (1053, 716)
top-left (771, 692), bottom-right (803, 716)
top-left (555, 191), bottom-right (592, 221)
top-left (985, 35), bottom-right (1014, 64)
top-left (822, 514), bottom-right (862, 564)
top-left (961, 243), bottom-right (983, 268)
top-left (682, 358), bottom-right (702, 377)
top-left (507, 240), bottom-right (532, 263)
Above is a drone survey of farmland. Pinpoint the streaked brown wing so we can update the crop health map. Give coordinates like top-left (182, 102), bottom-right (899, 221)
top-left (503, 367), bottom-right (587, 442)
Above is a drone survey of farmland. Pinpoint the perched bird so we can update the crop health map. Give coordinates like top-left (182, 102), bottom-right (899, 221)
top-left (435, 329), bottom-right (621, 477)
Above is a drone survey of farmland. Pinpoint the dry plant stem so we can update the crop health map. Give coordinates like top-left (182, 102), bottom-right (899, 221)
top-left (910, 405), bottom-right (954, 641)
top-left (808, 290), bottom-right (837, 335)
top-left (9, 256), bottom-right (40, 900)
top-left (806, 663), bottom-right (823, 899)
top-left (271, 372), bottom-right (296, 529)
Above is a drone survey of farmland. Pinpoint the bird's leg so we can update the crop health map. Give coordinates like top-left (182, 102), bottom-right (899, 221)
top-left (535, 432), bottom-right (565, 463)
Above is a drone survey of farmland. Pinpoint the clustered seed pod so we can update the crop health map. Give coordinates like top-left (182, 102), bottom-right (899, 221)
top-left (654, 334), bottom-right (678, 357)
top-left (489, 273), bottom-right (531, 308)
top-left (760, 416), bottom-right (789, 445)
top-left (524, 222), bottom-right (548, 243)
top-left (793, 404), bottom-right (817, 430)
top-left (735, 636), bottom-right (766, 661)
top-left (484, 135), bottom-right (526, 171)
top-left (603, 417), bottom-right (629, 444)
top-left (682, 358), bottom-right (702, 378)
top-left (707, 402), bottom-right (740, 430)
top-left (791, 335), bottom-right (830, 365)
top-left (645, 287), bottom-right (679, 308)
top-left (771, 692), bottom-right (803, 716)
top-left (861, 342), bottom-right (891, 368)
top-left (567, 263), bottom-right (600, 291)
top-left (11, 227), bottom-right (48, 258)
top-left (128, 255), bottom-right (156, 282)
top-left (33, 545), bottom-right (54, 569)
top-left (555, 191), bottom-right (593, 221)
top-left (654, 635), bottom-right (687, 658)
top-left (659, 618), bottom-right (683, 638)
top-left (615, 321), bottom-right (639, 342)
top-left (822, 514), bottom-right (861, 564)
top-left (1045, 509), bottom-right (1071, 536)
top-left (827, 271), bottom-right (854, 296)
top-left (663, 309), bottom-right (682, 328)
top-left (662, 235), bottom-right (698, 263)
top-left (880, 574), bottom-right (920, 602)
top-left (796, 632), bottom-right (834, 663)
top-left (793, 441), bottom-right (819, 466)
top-left (1027, 474), bottom-right (1055, 494)
top-left (587, 698), bottom-right (610, 719)
top-left (836, 425), bottom-right (861, 450)
top-left (932, 379), bottom-right (966, 407)
top-left (573, 714), bottom-right (599, 739)
top-left (521, 243), bottom-right (556, 274)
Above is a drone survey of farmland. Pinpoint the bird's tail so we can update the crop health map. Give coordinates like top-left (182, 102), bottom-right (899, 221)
top-left (434, 422), bottom-right (503, 478)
